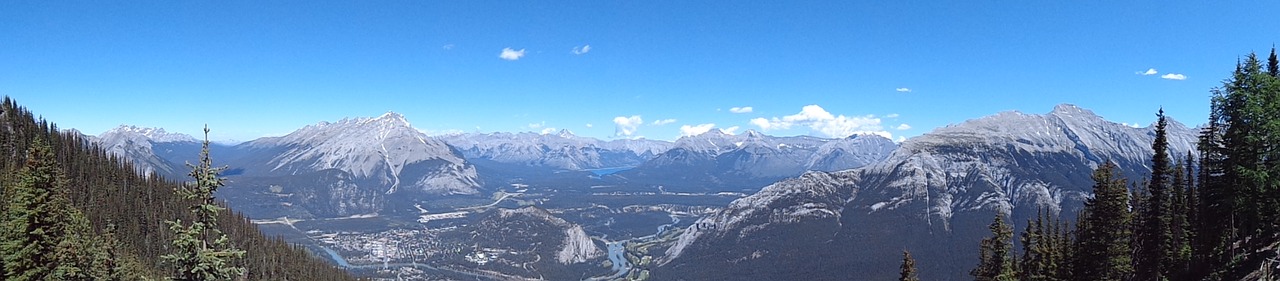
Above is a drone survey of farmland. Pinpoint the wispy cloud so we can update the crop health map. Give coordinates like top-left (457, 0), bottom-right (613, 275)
top-left (896, 88), bottom-right (912, 93)
top-left (749, 104), bottom-right (890, 139)
top-left (1137, 68), bottom-right (1158, 75)
top-left (896, 124), bottom-right (911, 130)
top-left (442, 44), bottom-right (456, 50)
top-left (680, 123), bottom-right (716, 137)
top-left (613, 115), bottom-right (643, 137)
top-left (729, 106), bottom-right (753, 113)
top-left (585, 123), bottom-right (593, 128)
top-left (885, 113), bottom-right (900, 118)
top-left (1161, 73), bottom-right (1187, 80)
top-left (721, 126), bottom-right (740, 135)
top-left (499, 48), bottom-right (526, 61)
top-left (652, 118), bottom-right (677, 126)
top-left (572, 45), bottom-right (591, 55)
top-left (527, 121), bottom-right (546, 129)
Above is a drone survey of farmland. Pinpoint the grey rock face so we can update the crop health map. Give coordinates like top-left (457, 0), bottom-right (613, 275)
top-left (657, 104), bottom-right (1199, 280)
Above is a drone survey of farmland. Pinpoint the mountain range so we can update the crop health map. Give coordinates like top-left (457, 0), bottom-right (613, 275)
top-left (88, 104), bottom-right (1201, 279)
top-left (89, 111), bottom-right (895, 219)
top-left (653, 104), bottom-right (1199, 280)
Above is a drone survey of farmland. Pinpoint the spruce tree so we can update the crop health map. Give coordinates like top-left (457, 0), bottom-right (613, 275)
top-left (899, 250), bottom-right (920, 281)
top-left (162, 127), bottom-right (245, 281)
top-left (1135, 109), bottom-right (1174, 281)
top-left (972, 213), bottom-right (1017, 281)
top-left (1073, 162), bottom-right (1133, 281)
top-left (1, 140), bottom-right (68, 280)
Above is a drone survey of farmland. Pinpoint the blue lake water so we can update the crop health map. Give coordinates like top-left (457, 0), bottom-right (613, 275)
top-left (586, 166), bottom-right (633, 176)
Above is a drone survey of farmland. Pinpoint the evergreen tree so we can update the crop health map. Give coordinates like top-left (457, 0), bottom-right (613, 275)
top-left (973, 213), bottom-right (1017, 281)
top-left (1019, 209), bottom-right (1061, 281)
top-left (1168, 158), bottom-right (1191, 278)
top-left (1, 140), bottom-right (68, 280)
top-left (1073, 162), bottom-right (1133, 281)
top-left (1135, 109), bottom-right (1175, 281)
top-left (1268, 47), bottom-right (1278, 77)
top-left (899, 250), bottom-right (920, 281)
top-left (162, 127), bottom-right (245, 281)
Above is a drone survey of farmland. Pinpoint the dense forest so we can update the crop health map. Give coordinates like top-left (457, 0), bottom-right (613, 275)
top-left (903, 49), bottom-right (1280, 281)
top-left (0, 97), bottom-right (356, 280)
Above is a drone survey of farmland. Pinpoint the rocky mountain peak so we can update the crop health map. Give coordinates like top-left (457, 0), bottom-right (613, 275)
top-left (102, 125), bottom-right (198, 143)
top-left (1049, 103), bottom-right (1099, 118)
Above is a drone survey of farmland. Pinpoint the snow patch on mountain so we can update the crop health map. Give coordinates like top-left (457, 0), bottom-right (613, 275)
top-left (247, 112), bottom-right (480, 194)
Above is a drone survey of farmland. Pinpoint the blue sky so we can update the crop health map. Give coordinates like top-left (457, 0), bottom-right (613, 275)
top-left (3, 1), bottom-right (1278, 142)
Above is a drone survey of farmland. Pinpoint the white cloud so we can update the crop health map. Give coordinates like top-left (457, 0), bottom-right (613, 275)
top-left (885, 113), bottom-right (900, 118)
top-left (572, 45), bottom-right (591, 55)
top-left (1138, 68), bottom-right (1158, 75)
top-left (1123, 122), bottom-right (1142, 128)
top-left (613, 115), bottom-right (643, 137)
top-left (442, 44), bottom-right (456, 50)
top-left (585, 123), bottom-right (593, 128)
top-left (527, 121), bottom-right (546, 129)
top-left (652, 119), bottom-right (677, 125)
top-left (499, 48), bottom-right (526, 61)
top-left (680, 123), bottom-right (716, 137)
top-left (749, 104), bottom-right (890, 139)
top-left (896, 136), bottom-right (907, 143)
top-left (1161, 73), bottom-right (1187, 80)
top-left (540, 128), bottom-right (558, 134)
top-left (729, 106), bottom-right (753, 113)
top-left (896, 124), bottom-right (912, 130)
top-left (721, 126), bottom-right (740, 135)
top-left (896, 88), bottom-right (912, 93)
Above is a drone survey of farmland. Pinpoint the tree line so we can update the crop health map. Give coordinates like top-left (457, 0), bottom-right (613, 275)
top-left (0, 97), bottom-right (359, 280)
top-left (900, 49), bottom-right (1280, 280)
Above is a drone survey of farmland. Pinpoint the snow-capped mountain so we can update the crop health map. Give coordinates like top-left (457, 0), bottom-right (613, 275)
top-left (239, 112), bottom-right (480, 195)
top-left (438, 129), bottom-right (673, 170)
top-left (619, 129), bottom-right (896, 191)
top-left (91, 125), bottom-right (200, 177)
top-left (93, 112), bottom-right (484, 218)
top-left (655, 104), bottom-right (1199, 280)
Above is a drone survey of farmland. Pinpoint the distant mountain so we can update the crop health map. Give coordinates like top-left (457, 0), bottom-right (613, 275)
top-left (91, 125), bottom-right (199, 178)
top-left (616, 129), bottom-right (896, 192)
top-left (654, 104), bottom-right (1199, 280)
top-left (90, 112), bottom-right (482, 219)
top-left (219, 112), bottom-right (481, 218)
top-left (438, 129), bottom-right (673, 171)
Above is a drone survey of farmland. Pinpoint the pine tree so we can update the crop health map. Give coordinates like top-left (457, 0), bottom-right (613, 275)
top-left (1135, 109), bottom-right (1175, 281)
top-left (162, 127), bottom-right (245, 281)
top-left (899, 250), bottom-right (920, 281)
top-left (1073, 162), bottom-right (1133, 281)
top-left (1, 140), bottom-right (68, 280)
top-left (1268, 47), bottom-right (1278, 77)
top-left (973, 213), bottom-right (1017, 281)
top-left (1020, 210), bottom-right (1060, 281)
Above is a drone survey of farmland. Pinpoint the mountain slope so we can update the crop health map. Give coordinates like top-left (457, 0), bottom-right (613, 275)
top-left (219, 112), bottom-right (482, 218)
top-left (439, 130), bottom-right (672, 171)
top-left (0, 97), bottom-right (355, 280)
top-left (656, 104), bottom-right (1198, 280)
top-left (90, 125), bottom-right (198, 178)
top-left (619, 129), bottom-right (896, 192)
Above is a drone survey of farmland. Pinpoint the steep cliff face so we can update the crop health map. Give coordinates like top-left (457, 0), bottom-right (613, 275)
top-left (657, 104), bottom-right (1199, 280)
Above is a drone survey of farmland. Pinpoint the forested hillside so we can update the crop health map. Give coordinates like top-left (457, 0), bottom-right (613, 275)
top-left (0, 97), bottom-right (356, 280)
